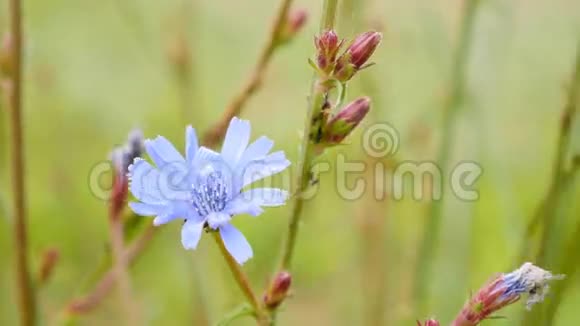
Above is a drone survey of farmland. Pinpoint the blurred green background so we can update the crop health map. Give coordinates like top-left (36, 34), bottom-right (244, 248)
top-left (0, 0), bottom-right (579, 325)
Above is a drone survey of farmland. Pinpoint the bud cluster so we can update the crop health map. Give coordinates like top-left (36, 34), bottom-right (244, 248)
top-left (314, 29), bottom-right (382, 82)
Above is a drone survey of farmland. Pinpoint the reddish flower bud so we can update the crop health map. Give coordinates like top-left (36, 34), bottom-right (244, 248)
top-left (38, 248), bottom-right (60, 285)
top-left (280, 9), bottom-right (308, 43)
top-left (315, 30), bottom-right (343, 74)
top-left (322, 97), bottom-right (371, 145)
top-left (0, 33), bottom-right (14, 80)
top-left (109, 129), bottom-right (144, 219)
top-left (264, 271), bottom-right (292, 309)
top-left (417, 319), bottom-right (440, 326)
top-left (334, 31), bottom-right (382, 81)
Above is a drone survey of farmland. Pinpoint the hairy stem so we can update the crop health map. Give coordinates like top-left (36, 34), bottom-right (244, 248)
top-left (211, 232), bottom-right (268, 326)
top-left (412, 0), bottom-right (481, 313)
top-left (4, 0), bottom-right (36, 324)
top-left (202, 0), bottom-right (294, 147)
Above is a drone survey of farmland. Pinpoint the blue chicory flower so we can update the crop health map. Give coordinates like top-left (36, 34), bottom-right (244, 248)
top-left (127, 117), bottom-right (290, 264)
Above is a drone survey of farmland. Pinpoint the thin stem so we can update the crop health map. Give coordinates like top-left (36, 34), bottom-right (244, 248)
top-left (521, 45), bottom-right (580, 326)
top-left (266, 0), bottom-right (339, 322)
top-left (320, 0), bottom-right (339, 32)
top-left (108, 212), bottom-right (138, 325)
top-left (202, 0), bottom-right (294, 147)
top-left (412, 0), bottom-right (480, 314)
top-left (345, 0), bottom-right (390, 323)
top-left (5, 0), bottom-right (36, 324)
top-left (211, 232), bottom-right (268, 326)
top-left (64, 225), bottom-right (155, 315)
top-left (518, 44), bottom-right (580, 262)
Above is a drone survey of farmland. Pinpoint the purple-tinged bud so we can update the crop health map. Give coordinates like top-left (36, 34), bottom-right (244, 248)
top-left (0, 33), bottom-right (14, 80)
top-left (264, 271), bottom-right (292, 309)
top-left (38, 248), bottom-right (60, 285)
top-left (451, 263), bottom-right (564, 326)
top-left (417, 319), bottom-right (440, 326)
top-left (321, 97), bottom-right (371, 145)
top-left (334, 31), bottom-right (382, 82)
top-left (279, 9), bottom-right (308, 43)
top-left (314, 30), bottom-right (343, 74)
top-left (109, 129), bottom-right (144, 219)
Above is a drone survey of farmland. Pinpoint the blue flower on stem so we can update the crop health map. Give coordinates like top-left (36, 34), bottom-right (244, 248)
top-left (128, 118), bottom-right (290, 264)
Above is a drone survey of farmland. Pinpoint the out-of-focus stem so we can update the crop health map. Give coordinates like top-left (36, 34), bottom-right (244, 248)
top-left (519, 45), bottom-right (580, 262)
top-left (202, 0), bottom-right (294, 147)
top-left (108, 212), bottom-right (138, 325)
top-left (413, 0), bottom-right (481, 313)
top-left (521, 44), bottom-right (580, 326)
top-left (211, 232), bottom-right (268, 326)
top-left (64, 225), bottom-right (155, 315)
top-left (5, 0), bottom-right (36, 324)
top-left (544, 193), bottom-right (580, 325)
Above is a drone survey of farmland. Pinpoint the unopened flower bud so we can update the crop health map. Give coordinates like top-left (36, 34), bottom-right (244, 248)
top-left (334, 31), bottom-right (382, 81)
top-left (315, 30), bottom-right (343, 74)
top-left (417, 319), bottom-right (440, 326)
top-left (38, 248), bottom-right (60, 285)
top-left (110, 129), bottom-right (144, 219)
top-left (452, 262), bottom-right (564, 326)
top-left (279, 9), bottom-right (308, 43)
top-left (322, 97), bottom-right (371, 145)
top-left (0, 33), bottom-right (14, 80)
top-left (264, 271), bottom-right (292, 309)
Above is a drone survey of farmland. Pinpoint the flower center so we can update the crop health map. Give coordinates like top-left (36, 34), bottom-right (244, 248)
top-left (190, 166), bottom-right (230, 217)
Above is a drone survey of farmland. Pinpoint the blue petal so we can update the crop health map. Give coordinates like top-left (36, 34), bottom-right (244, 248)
top-left (192, 147), bottom-right (222, 167)
top-left (238, 151), bottom-right (291, 189)
top-left (237, 136), bottom-right (274, 167)
top-left (181, 219), bottom-right (205, 250)
top-left (219, 223), bottom-right (253, 265)
top-left (154, 201), bottom-right (201, 226)
top-left (145, 136), bottom-right (184, 167)
top-left (224, 197), bottom-right (264, 217)
top-left (128, 158), bottom-right (165, 204)
top-left (128, 202), bottom-right (166, 216)
top-left (185, 126), bottom-right (199, 165)
top-left (221, 118), bottom-right (251, 165)
top-left (206, 212), bottom-right (231, 230)
top-left (241, 188), bottom-right (288, 207)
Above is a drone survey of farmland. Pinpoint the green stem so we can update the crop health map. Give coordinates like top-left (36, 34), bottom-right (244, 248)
top-left (211, 232), bottom-right (268, 326)
top-left (320, 0), bottom-right (339, 32)
top-left (521, 45), bottom-right (580, 326)
top-left (280, 84), bottom-right (328, 269)
top-left (412, 0), bottom-right (480, 314)
top-left (5, 0), bottom-right (36, 324)
top-left (266, 0), bottom-right (339, 322)
top-left (519, 44), bottom-right (580, 262)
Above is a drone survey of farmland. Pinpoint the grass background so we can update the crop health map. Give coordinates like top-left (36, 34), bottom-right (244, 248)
top-left (0, 0), bottom-right (579, 325)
